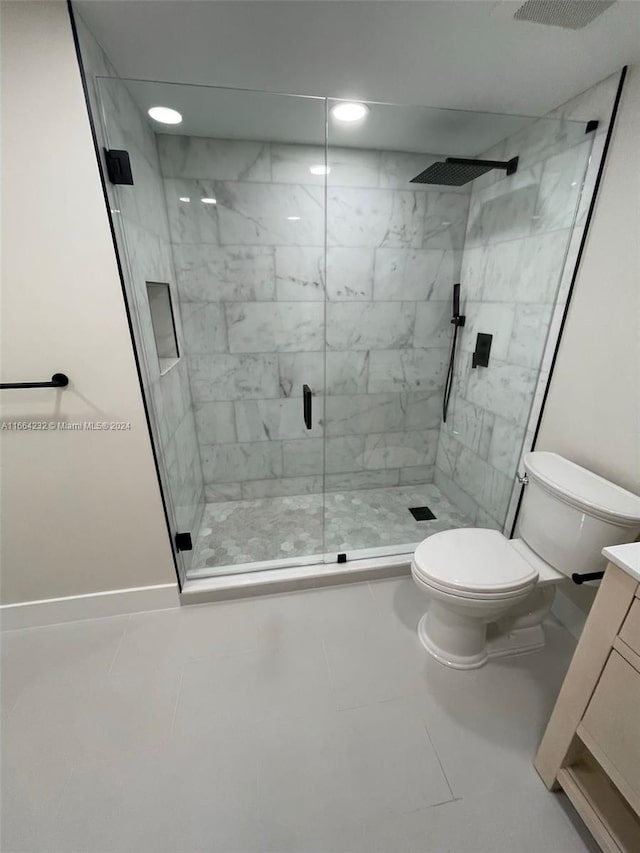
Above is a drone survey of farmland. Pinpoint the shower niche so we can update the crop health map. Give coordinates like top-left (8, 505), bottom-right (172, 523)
top-left (147, 282), bottom-right (180, 374)
top-left (79, 40), bottom-right (603, 586)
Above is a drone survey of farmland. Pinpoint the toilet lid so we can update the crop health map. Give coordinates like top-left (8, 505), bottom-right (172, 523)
top-left (413, 529), bottom-right (538, 595)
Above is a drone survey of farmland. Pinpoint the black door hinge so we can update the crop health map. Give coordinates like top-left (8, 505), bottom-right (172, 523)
top-left (175, 532), bottom-right (193, 552)
top-left (104, 149), bottom-right (134, 185)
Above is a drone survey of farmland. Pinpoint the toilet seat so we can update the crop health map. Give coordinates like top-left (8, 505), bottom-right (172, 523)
top-left (412, 528), bottom-right (538, 599)
top-left (412, 571), bottom-right (537, 601)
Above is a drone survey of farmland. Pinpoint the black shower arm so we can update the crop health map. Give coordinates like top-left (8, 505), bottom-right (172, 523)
top-left (446, 157), bottom-right (519, 175)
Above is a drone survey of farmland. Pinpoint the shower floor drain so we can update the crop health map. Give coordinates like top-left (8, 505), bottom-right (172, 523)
top-left (409, 506), bottom-right (436, 521)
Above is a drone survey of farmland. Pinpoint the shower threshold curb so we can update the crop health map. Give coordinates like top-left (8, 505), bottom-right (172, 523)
top-left (180, 553), bottom-right (412, 605)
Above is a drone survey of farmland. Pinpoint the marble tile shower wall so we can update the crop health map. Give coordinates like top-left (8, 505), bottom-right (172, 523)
top-left (159, 136), bottom-right (470, 501)
top-left (433, 80), bottom-right (616, 530)
top-left (75, 17), bottom-right (204, 541)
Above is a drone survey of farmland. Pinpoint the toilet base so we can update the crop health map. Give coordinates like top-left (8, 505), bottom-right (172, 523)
top-left (417, 613), bottom-right (547, 670)
top-left (485, 623), bottom-right (546, 661)
top-left (418, 612), bottom-right (487, 669)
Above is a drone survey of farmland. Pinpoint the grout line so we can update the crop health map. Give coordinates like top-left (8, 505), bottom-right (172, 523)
top-left (53, 766), bottom-right (77, 817)
top-left (366, 581), bottom-right (377, 601)
top-left (173, 217), bottom-right (574, 268)
top-left (430, 797), bottom-right (463, 808)
top-left (403, 796), bottom-right (462, 815)
top-left (170, 664), bottom-right (185, 732)
top-left (337, 689), bottom-right (417, 714)
top-left (107, 613), bottom-right (131, 675)
top-left (422, 721), bottom-right (457, 801)
top-left (180, 633), bottom-right (293, 668)
top-left (1, 609), bottom-right (140, 634)
top-left (320, 635), bottom-right (334, 685)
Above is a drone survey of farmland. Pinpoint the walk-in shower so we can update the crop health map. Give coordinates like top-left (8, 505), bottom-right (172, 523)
top-left (75, 15), bottom-right (601, 588)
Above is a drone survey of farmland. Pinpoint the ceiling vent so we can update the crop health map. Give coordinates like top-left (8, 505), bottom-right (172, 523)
top-left (513, 0), bottom-right (615, 30)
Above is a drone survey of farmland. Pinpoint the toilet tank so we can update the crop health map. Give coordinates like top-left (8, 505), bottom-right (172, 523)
top-left (519, 452), bottom-right (640, 576)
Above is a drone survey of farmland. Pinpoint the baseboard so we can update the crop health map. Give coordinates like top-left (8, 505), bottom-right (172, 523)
top-left (0, 583), bottom-right (180, 630)
top-left (551, 587), bottom-right (589, 640)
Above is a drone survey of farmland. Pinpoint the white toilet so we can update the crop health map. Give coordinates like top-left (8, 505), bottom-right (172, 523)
top-left (412, 452), bottom-right (640, 669)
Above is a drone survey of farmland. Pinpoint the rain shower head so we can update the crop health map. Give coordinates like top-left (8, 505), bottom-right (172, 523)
top-left (410, 156), bottom-right (519, 186)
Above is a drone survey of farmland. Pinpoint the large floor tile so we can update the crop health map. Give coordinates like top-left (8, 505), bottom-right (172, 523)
top-left (336, 698), bottom-right (453, 815)
top-left (46, 737), bottom-right (265, 853)
top-left (249, 581), bottom-right (382, 642)
top-left (5, 664), bottom-right (181, 770)
top-left (114, 582), bottom-right (382, 684)
top-left (369, 576), bottom-right (429, 637)
top-left (45, 752), bottom-right (180, 853)
top-left (1, 579), bottom-right (596, 853)
top-left (323, 614), bottom-right (429, 710)
top-left (110, 597), bottom-right (285, 676)
top-left (1, 615), bottom-right (128, 712)
top-left (410, 620), bottom-right (578, 800)
top-left (361, 811), bottom-right (413, 853)
top-left (401, 785), bottom-right (599, 853)
top-left (254, 697), bottom-right (452, 851)
top-left (255, 710), bottom-right (364, 853)
top-left (175, 634), bottom-right (333, 733)
top-left (167, 724), bottom-right (263, 852)
top-left (1, 732), bottom-right (74, 853)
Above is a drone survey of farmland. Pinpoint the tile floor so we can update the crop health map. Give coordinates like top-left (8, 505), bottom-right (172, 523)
top-left (192, 484), bottom-right (472, 572)
top-left (2, 577), bottom-right (598, 853)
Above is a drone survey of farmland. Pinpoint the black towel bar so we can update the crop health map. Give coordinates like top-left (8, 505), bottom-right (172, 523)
top-left (0, 373), bottom-right (69, 390)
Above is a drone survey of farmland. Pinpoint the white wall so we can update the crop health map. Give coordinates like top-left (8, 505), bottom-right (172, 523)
top-left (0, 1), bottom-right (176, 603)
top-left (537, 65), bottom-right (640, 496)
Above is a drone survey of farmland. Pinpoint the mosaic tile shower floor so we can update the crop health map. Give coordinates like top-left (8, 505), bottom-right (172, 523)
top-left (191, 484), bottom-right (472, 571)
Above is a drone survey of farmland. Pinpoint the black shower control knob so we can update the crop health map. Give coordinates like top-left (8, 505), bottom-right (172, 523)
top-left (472, 333), bottom-right (493, 369)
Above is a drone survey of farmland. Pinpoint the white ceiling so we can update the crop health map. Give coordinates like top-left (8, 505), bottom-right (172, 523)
top-left (76, 0), bottom-right (640, 117)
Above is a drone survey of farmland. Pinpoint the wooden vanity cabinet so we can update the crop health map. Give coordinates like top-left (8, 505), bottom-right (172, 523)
top-left (535, 562), bottom-right (640, 852)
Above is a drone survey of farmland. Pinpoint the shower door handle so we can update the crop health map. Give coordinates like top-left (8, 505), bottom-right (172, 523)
top-left (303, 384), bottom-right (313, 430)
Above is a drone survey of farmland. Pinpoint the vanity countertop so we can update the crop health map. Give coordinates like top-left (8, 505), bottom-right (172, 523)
top-left (602, 541), bottom-right (640, 583)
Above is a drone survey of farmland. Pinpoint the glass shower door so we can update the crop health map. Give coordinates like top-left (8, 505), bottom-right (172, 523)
top-left (323, 98), bottom-right (473, 563)
top-left (94, 76), bottom-right (328, 577)
top-left (322, 99), bottom-right (595, 563)
top-left (90, 62), bottom-right (596, 578)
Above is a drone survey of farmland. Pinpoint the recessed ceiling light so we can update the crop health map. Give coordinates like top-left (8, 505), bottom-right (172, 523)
top-left (201, 197), bottom-right (217, 205)
top-left (179, 196), bottom-right (190, 203)
top-left (148, 106), bottom-right (182, 125)
top-left (331, 102), bottom-right (369, 123)
top-left (287, 216), bottom-right (301, 221)
top-left (309, 164), bottom-right (331, 176)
